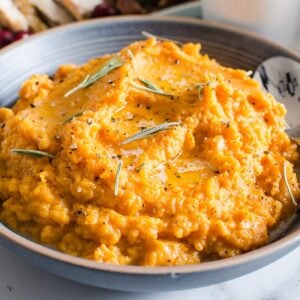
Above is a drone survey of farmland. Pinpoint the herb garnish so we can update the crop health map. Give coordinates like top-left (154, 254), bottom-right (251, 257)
top-left (135, 163), bottom-right (145, 173)
top-left (128, 49), bottom-right (138, 71)
top-left (245, 70), bottom-right (253, 76)
top-left (114, 161), bottom-right (122, 196)
top-left (64, 57), bottom-right (124, 97)
top-left (195, 83), bottom-right (205, 100)
top-left (283, 160), bottom-right (297, 206)
top-left (153, 150), bottom-right (182, 173)
top-left (195, 83), bottom-right (211, 100)
top-left (291, 137), bottom-right (300, 147)
top-left (206, 162), bottom-right (217, 172)
top-left (121, 122), bottom-right (179, 145)
top-left (132, 78), bottom-right (172, 97)
top-left (61, 111), bottom-right (84, 124)
top-left (141, 31), bottom-right (183, 46)
top-left (11, 149), bottom-right (55, 159)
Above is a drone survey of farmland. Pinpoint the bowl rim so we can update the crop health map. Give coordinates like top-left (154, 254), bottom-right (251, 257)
top-left (0, 15), bottom-right (299, 60)
top-left (1, 222), bottom-right (299, 274)
top-left (0, 15), bottom-right (299, 275)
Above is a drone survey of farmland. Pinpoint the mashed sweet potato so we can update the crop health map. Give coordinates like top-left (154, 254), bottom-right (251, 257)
top-left (0, 38), bottom-right (299, 266)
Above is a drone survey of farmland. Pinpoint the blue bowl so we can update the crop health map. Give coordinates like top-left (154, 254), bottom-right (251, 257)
top-left (0, 16), bottom-right (299, 292)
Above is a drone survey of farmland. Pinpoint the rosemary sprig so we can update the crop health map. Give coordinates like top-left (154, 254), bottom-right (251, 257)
top-left (127, 49), bottom-right (138, 71)
top-left (283, 160), bottom-right (297, 206)
top-left (291, 137), bottom-right (300, 147)
top-left (195, 83), bottom-right (205, 100)
top-left (61, 111), bottom-right (84, 124)
top-left (11, 149), bottom-right (55, 159)
top-left (135, 163), bottom-right (145, 173)
top-left (121, 122), bottom-right (180, 145)
top-left (132, 78), bottom-right (172, 97)
top-left (141, 31), bottom-right (183, 46)
top-left (206, 162), bottom-right (216, 172)
top-left (114, 161), bottom-right (122, 196)
top-left (195, 82), bottom-right (211, 100)
top-left (64, 57), bottom-right (124, 97)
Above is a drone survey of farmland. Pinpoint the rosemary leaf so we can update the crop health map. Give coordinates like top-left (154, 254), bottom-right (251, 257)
top-left (11, 149), bottom-right (55, 159)
top-left (135, 163), bottom-right (145, 173)
top-left (121, 122), bottom-right (180, 145)
top-left (64, 75), bottom-right (90, 98)
top-left (195, 82), bottom-right (211, 100)
top-left (139, 78), bottom-right (163, 91)
top-left (141, 31), bottom-right (183, 46)
top-left (291, 137), bottom-right (300, 147)
top-left (61, 111), bottom-right (84, 124)
top-left (114, 161), bottom-right (122, 196)
top-left (172, 150), bottom-right (182, 163)
top-left (206, 162), bottom-right (216, 172)
top-left (283, 160), bottom-right (297, 206)
top-left (132, 78), bottom-right (172, 97)
top-left (64, 57), bottom-right (124, 97)
top-left (195, 83), bottom-right (205, 100)
top-left (127, 49), bottom-right (138, 71)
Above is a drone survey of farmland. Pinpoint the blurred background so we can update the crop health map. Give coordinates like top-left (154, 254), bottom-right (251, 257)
top-left (1, 0), bottom-right (300, 50)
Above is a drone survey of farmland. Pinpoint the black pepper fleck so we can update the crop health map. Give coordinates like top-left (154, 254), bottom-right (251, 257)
top-left (74, 209), bottom-right (87, 216)
top-left (87, 118), bottom-right (93, 125)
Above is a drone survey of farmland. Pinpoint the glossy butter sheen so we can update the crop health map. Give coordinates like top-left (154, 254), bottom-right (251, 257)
top-left (0, 38), bottom-right (299, 266)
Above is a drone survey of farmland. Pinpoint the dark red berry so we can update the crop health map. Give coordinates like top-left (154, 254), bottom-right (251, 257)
top-left (13, 31), bottom-right (31, 42)
top-left (0, 29), bottom-right (14, 48)
top-left (91, 3), bottom-right (117, 18)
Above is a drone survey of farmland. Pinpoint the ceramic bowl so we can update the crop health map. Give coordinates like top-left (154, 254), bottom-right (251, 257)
top-left (0, 16), bottom-right (299, 292)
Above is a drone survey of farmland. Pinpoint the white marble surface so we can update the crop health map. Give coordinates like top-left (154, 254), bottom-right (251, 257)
top-left (1, 244), bottom-right (300, 300)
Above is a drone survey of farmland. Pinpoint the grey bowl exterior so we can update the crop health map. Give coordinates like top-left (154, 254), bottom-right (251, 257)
top-left (0, 16), bottom-right (299, 292)
top-left (1, 222), bottom-right (300, 292)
